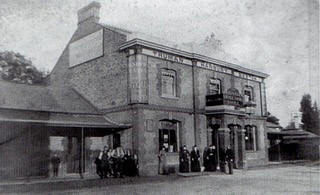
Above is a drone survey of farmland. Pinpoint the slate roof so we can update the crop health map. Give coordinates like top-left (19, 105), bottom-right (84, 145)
top-left (268, 129), bottom-right (320, 139)
top-left (266, 122), bottom-right (283, 129)
top-left (0, 80), bottom-right (98, 114)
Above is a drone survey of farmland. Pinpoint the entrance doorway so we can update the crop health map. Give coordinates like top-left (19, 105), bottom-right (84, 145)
top-left (113, 133), bottom-right (121, 149)
top-left (228, 125), bottom-right (243, 168)
top-left (211, 125), bottom-right (220, 147)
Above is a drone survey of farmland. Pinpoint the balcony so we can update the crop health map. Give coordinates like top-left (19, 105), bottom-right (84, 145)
top-left (206, 93), bottom-right (243, 107)
top-left (205, 93), bottom-right (256, 115)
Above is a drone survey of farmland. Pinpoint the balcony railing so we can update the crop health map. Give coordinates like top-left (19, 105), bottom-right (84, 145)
top-left (206, 93), bottom-right (243, 107)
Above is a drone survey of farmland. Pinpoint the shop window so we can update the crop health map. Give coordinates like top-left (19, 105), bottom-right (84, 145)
top-left (161, 69), bottom-right (176, 97)
top-left (159, 120), bottom-right (178, 152)
top-left (244, 86), bottom-right (254, 102)
top-left (245, 126), bottom-right (258, 151)
top-left (209, 78), bottom-right (221, 95)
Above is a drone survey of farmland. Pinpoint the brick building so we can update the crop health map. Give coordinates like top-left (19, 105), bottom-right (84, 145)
top-left (0, 2), bottom-right (269, 179)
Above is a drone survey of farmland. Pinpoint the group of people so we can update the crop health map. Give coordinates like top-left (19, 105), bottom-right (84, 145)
top-left (95, 146), bottom-right (139, 179)
top-left (159, 144), bottom-right (234, 175)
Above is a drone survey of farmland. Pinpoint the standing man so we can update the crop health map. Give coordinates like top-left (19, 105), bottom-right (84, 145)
top-left (101, 146), bottom-right (109, 178)
top-left (158, 146), bottom-right (167, 175)
top-left (94, 149), bottom-right (103, 178)
top-left (190, 145), bottom-right (201, 172)
top-left (219, 147), bottom-right (226, 173)
top-left (225, 145), bottom-right (234, 174)
top-left (51, 153), bottom-right (61, 177)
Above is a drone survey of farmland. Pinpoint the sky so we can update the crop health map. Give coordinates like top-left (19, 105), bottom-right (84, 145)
top-left (0, 0), bottom-right (319, 126)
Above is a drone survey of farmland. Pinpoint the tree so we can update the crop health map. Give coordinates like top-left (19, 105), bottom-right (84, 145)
top-left (266, 111), bottom-right (280, 125)
top-left (311, 101), bottom-right (320, 135)
top-left (299, 94), bottom-right (320, 135)
top-left (0, 51), bottom-right (47, 84)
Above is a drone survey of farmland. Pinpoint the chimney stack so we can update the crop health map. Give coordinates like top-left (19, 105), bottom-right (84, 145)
top-left (77, 1), bottom-right (101, 25)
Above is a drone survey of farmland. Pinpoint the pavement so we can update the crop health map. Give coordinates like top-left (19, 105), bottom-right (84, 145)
top-left (0, 162), bottom-right (319, 194)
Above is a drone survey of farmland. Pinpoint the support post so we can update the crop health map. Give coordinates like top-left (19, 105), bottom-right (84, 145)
top-left (218, 128), bottom-right (230, 172)
top-left (237, 128), bottom-right (247, 169)
top-left (79, 127), bottom-right (84, 179)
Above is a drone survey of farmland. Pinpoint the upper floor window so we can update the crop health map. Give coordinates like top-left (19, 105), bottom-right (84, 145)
top-left (161, 69), bottom-right (176, 97)
top-left (245, 125), bottom-right (258, 151)
top-left (209, 79), bottom-right (221, 95)
top-left (244, 86), bottom-right (254, 102)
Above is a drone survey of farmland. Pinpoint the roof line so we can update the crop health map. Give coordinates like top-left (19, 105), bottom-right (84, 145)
top-left (120, 38), bottom-right (269, 78)
top-left (70, 87), bottom-right (102, 114)
top-left (0, 118), bottom-right (131, 129)
top-left (95, 22), bottom-right (131, 35)
top-left (0, 107), bottom-right (101, 116)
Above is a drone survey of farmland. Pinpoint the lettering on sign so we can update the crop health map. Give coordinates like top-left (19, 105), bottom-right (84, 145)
top-left (129, 55), bottom-right (148, 103)
top-left (69, 29), bottom-right (103, 67)
top-left (152, 51), bottom-right (184, 63)
top-left (196, 61), bottom-right (232, 75)
top-left (142, 49), bottom-right (193, 66)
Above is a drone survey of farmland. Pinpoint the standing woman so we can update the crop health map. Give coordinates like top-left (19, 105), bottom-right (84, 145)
top-left (190, 145), bottom-right (201, 172)
top-left (180, 145), bottom-right (190, 173)
top-left (158, 146), bottom-right (167, 174)
top-left (203, 147), bottom-right (208, 171)
top-left (207, 145), bottom-right (217, 171)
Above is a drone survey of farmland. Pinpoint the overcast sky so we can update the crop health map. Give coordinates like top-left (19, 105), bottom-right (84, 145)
top-left (0, 0), bottom-right (319, 126)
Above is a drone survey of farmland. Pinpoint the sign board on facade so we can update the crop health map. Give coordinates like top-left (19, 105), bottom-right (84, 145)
top-left (69, 29), bottom-right (104, 67)
top-left (142, 48), bottom-right (193, 66)
top-left (197, 61), bottom-right (263, 82)
top-left (141, 48), bottom-right (262, 83)
top-left (129, 55), bottom-right (148, 103)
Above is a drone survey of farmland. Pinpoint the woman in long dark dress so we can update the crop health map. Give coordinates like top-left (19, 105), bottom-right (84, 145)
top-left (207, 145), bottom-right (217, 171)
top-left (203, 147), bottom-right (208, 171)
top-left (180, 145), bottom-right (190, 173)
top-left (190, 145), bottom-right (201, 172)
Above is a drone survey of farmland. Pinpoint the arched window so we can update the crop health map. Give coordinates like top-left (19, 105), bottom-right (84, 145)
top-left (244, 85), bottom-right (254, 102)
top-left (245, 125), bottom-right (258, 151)
top-left (209, 78), bottom-right (221, 95)
top-left (161, 69), bottom-right (176, 97)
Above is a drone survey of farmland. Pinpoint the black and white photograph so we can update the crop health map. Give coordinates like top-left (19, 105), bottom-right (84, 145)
top-left (0, 0), bottom-right (319, 194)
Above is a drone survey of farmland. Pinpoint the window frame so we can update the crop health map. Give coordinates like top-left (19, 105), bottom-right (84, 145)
top-left (209, 78), bottom-right (221, 95)
top-left (161, 69), bottom-right (177, 98)
top-left (244, 125), bottom-right (258, 151)
top-left (159, 120), bottom-right (179, 153)
top-left (244, 85), bottom-right (254, 102)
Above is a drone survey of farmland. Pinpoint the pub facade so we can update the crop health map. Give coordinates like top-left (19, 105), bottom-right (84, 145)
top-left (0, 2), bottom-right (269, 179)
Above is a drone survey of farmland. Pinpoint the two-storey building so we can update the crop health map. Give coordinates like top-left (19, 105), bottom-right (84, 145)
top-left (0, 2), bottom-right (269, 179)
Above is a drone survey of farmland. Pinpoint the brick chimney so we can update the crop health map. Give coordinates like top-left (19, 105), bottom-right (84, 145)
top-left (77, 1), bottom-right (101, 25)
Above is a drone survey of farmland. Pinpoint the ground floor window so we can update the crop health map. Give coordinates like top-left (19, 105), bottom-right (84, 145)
top-left (245, 126), bottom-right (258, 151)
top-left (159, 120), bottom-right (178, 152)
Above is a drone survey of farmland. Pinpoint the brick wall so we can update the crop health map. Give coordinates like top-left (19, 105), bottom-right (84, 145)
top-left (147, 56), bottom-right (194, 109)
top-left (49, 22), bottom-right (128, 110)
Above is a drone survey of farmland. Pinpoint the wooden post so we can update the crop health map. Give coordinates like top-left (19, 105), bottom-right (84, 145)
top-left (79, 127), bottom-right (84, 179)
